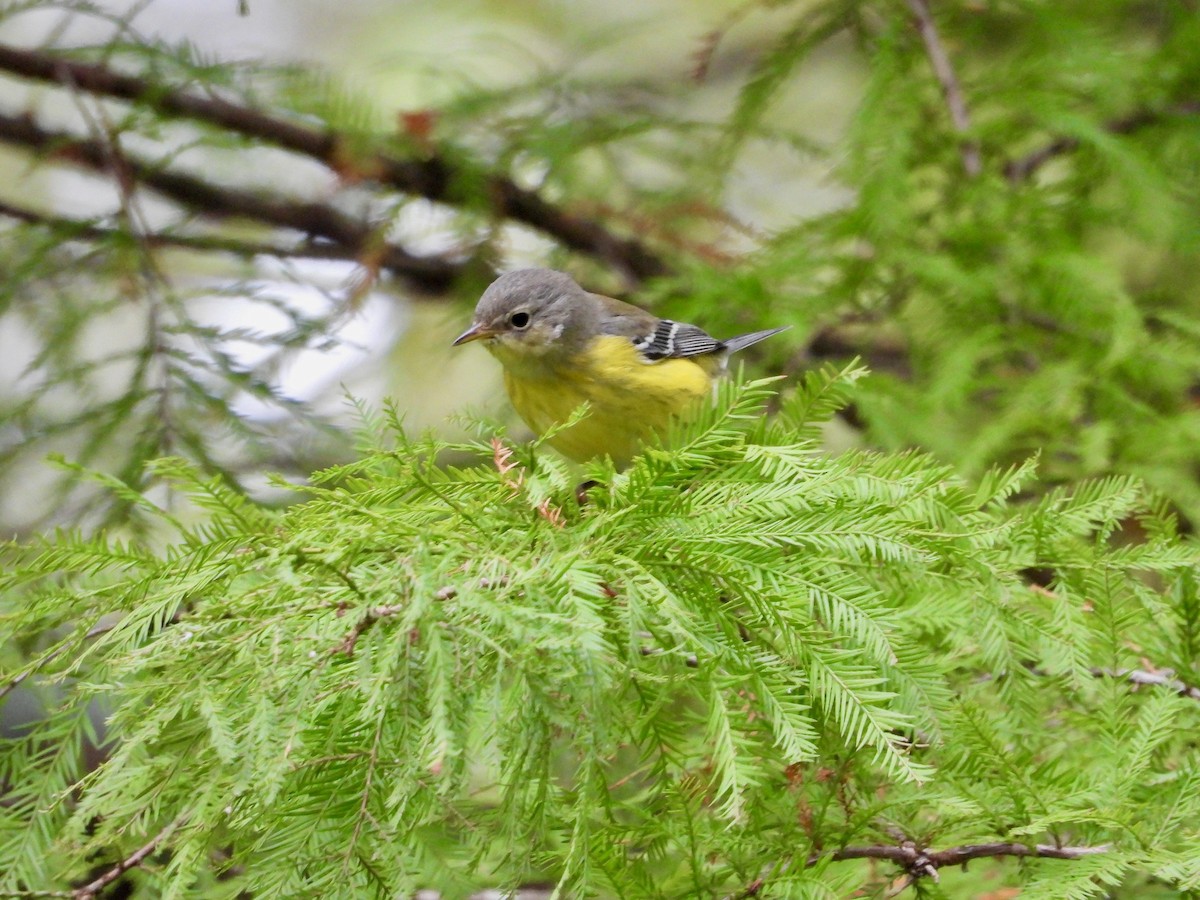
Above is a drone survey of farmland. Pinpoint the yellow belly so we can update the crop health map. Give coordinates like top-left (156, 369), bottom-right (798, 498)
top-left (499, 335), bottom-right (717, 466)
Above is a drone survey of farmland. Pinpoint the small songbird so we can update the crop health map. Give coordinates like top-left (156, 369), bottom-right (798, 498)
top-left (453, 268), bottom-right (787, 466)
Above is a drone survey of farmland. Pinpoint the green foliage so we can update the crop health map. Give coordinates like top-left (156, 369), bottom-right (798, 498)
top-left (793, 0), bottom-right (1200, 518)
top-left (4, 0), bottom-right (1200, 522)
top-left (4, 371), bottom-right (1200, 897)
top-left (3, 0), bottom-right (1200, 896)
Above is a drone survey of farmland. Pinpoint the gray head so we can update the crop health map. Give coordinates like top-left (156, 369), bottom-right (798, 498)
top-left (452, 269), bottom-right (597, 360)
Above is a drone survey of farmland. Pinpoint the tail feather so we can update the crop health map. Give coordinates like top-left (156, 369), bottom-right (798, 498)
top-left (721, 325), bottom-right (790, 355)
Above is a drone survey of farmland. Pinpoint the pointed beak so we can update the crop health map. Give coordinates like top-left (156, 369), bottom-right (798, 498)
top-left (452, 323), bottom-right (492, 346)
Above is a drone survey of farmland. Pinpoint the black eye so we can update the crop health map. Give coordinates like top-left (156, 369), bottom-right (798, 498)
top-left (509, 311), bottom-right (531, 329)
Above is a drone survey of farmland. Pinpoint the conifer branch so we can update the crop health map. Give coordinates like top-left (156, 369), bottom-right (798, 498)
top-left (812, 839), bottom-right (1110, 867)
top-left (1004, 100), bottom-right (1200, 181)
top-left (905, 0), bottom-right (982, 177)
top-left (0, 198), bottom-right (412, 268)
top-left (732, 840), bottom-right (1109, 897)
top-left (345, 717), bottom-right (386, 870)
top-left (0, 111), bottom-right (463, 291)
top-left (0, 43), bottom-right (669, 282)
top-left (72, 819), bottom-right (180, 900)
top-left (734, 844), bottom-right (1108, 897)
top-left (0, 622), bottom-right (116, 702)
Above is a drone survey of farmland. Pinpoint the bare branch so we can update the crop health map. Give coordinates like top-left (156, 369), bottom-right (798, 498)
top-left (905, 0), bottom-right (981, 177)
top-left (0, 111), bottom-right (463, 292)
top-left (0, 198), bottom-right (446, 273)
top-left (73, 819), bottom-right (180, 900)
top-left (0, 43), bottom-right (669, 282)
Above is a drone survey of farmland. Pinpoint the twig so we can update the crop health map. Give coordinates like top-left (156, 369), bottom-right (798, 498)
top-left (1005, 100), bottom-right (1200, 181)
top-left (333, 603), bottom-right (406, 656)
top-left (343, 716), bottom-right (385, 876)
top-left (639, 645), bottom-right (700, 668)
top-left (60, 66), bottom-right (181, 461)
top-left (1094, 666), bottom-right (1200, 701)
top-left (0, 112), bottom-right (462, 291)
top-left (811, 840), bottom-right (1109, 868)
top-left (0, 43), bottom-right (668, 282)
top-left (905, 0), bottom-right (981, 177)
top-left (72, 819), bottom-right (180, 899)
top-left (0, 198), bottom-right (418, 267)
top-left (690, 3), bottom-right (758, 83)
top-left (988, 657), bottom-right (1200, 705)
top-left (0, 622), bottom-right (117, 702)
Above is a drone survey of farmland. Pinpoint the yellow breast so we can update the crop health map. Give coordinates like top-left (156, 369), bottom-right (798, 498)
top-left (498, 335), bottom-right (717, 465)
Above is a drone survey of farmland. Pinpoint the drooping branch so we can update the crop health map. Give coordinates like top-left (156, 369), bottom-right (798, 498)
top-left (905, 0), bottom-right (981, 177)
top-left (0, 621), bottom-right (116, 703)
top-left (0, 198), bottom-right (420, 270)
top-left (0, 43), bottom-right (669, 282)
top-left (0, 111), bottom-right (463, 291)
top-left (72, 819), bottom-right (181, 900)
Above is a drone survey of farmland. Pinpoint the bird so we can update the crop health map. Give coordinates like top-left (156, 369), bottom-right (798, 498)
top-left (453, 268), bottom-right (787, 467)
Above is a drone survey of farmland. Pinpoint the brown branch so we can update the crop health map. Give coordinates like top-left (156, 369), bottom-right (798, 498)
top-left (728, 839), bottom-right (1107, 898)
top-left (731, 839), bottom-right (1108, 898)
top-left (813, 840), bottom-right (1108, 868)
top-left (73, 819), bottom-right (180, 900)
top-left (905, 0), bottom-right (981, 177)
top-left (0, 111), bottom-right (463, 292)
top-left (0, 198), bottom-right (441, 271)
top-left (1005, 100), bottom-right (1200, 182)
top-left (0, 43), bottom-right (669, 282)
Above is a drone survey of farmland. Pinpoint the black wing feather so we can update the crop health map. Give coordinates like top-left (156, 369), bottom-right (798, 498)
top-left (631, 319), bottom-right (721, 360)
